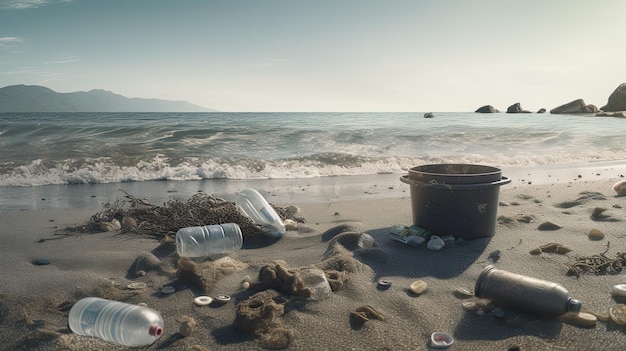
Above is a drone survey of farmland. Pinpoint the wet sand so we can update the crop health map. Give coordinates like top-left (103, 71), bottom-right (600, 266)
top-left (1, 163), bottom-right (626, 350)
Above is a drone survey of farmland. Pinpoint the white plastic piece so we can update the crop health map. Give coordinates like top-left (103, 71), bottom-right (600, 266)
top-left (430, 332), bottom-right (454, 348)
top-left (300, 268), bottom-right (333, 300)
top-left (193, 296), bottom-right (213, 306)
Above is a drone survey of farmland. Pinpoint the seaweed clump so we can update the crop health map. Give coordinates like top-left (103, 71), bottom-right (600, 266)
top-left (59, 190), bottom-right (301, 238)
top-left (567, 242), bottom-right (626, 278)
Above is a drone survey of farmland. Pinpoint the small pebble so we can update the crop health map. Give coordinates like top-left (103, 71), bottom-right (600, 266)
top-left (537, 221), bottom-right (562, 231)
top-left (179, 316), bottom-right (196, 337)
top-left (33, 258), bottom-right (51, 265)
top-left (409, 279), bottom-right (428, 295)
top-left (461, 300), bottom-right (479, 311)
top-left (427, 236), bottom-right (445, 250)
top-left (491, 307), bottom-right (506, 318)
top-left (284, 219), bottom-right (298, 230)
top-left (242, 281), bottom-right (250, 290)
top-left (613, 179), bottom-right (626, 196)
top-left (161, 286), bottom-right (176, 294)
top-left (561, 312), bottom-right (597, 327)
top-left (588, 228), bottom-right (605, 240)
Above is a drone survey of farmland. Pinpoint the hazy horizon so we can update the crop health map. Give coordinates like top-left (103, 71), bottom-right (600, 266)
top-left (1, 0), bottom-right (625, 112)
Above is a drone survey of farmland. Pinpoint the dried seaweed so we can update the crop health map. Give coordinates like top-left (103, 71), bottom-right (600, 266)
top-left (566, 242), bottom-right (626, 278)
top-left (57, 190), bottom-right (304, 239)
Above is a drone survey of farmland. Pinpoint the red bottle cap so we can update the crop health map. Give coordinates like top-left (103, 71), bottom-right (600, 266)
top-left (149, 324), bottom-right (163, 337)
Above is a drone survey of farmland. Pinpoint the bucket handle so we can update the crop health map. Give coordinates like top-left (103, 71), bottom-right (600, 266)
top-left (400, 175), bottom-right (511, 189)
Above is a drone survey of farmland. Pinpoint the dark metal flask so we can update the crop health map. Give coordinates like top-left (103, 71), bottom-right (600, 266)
top-left (474, 265), bottom-right (581, 318)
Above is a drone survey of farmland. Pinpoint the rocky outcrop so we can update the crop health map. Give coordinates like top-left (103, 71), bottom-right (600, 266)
top-left (506, 103), bottom-right (531, 113)
top-left (600, 83), bottom-right (626, 112)
top-left (537, 108), bottom-right (546, 113)
top-left (596, 111), bottom-right (626, 118)
top-left (475, 105), bottom-right (499, 113)
top-left (550, 99), bottom-right (598, 114)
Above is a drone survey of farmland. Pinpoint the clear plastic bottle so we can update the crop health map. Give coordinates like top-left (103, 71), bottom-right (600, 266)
top-left (68, 297), bottom-right (164, 347)
top-left (176, 223), bottom-right (243, 257)
top-left (236, 189), bottom-right (285, 237)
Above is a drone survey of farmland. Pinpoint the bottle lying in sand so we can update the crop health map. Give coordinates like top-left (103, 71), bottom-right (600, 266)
top-left (236, 189), bottom-right (285, 237)
top-left (176, 223), bottom-right (243, 257)
top-left (474, 265), bottom-right (581, 318)
top-left (68, 297), bottom-right (164, 347)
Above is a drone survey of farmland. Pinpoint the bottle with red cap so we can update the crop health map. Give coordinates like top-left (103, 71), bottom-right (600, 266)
top-left (68, 297), bottom-right (164, 347)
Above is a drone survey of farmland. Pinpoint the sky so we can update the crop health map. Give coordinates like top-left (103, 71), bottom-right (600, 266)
top-left (1, 0), bottom-right (625, 112)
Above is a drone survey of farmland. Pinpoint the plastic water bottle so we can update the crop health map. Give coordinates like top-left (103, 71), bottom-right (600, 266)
top-left (68, 297), bottom-right (164, 347)
top-left (236, 189), bottom-right (285, 237)
top-left (474, 265), bottom-right (582, 318)
top-left (175, 223), bottom-right (243, 257)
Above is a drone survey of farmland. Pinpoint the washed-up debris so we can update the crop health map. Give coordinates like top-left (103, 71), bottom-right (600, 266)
top-left (453, 287), bottom-right (474, 299)
top-left (427, 236), bottom-right (445, 251)
top-left (429, 332), bottom-right (454, 348)
top-left (350, 305), bottom-right (384, 327)
top-left (566, 242), bottom-right (626, 277)
top-left (193, 296), bottom-right (213, 307)
top-left (529, 243), bottom-right (572, 255)
top-left (57, 191), bottom-right (305, 238)
top-left (561, 311), bottom-right (597, 327)
top-left (388, 224), bottom-right (433, 247)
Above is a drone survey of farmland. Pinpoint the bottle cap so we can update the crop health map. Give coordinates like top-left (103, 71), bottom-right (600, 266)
top-left (149, 324), bottom-right (163, 337)
top-left (567, 298), bottom-right (582, 314)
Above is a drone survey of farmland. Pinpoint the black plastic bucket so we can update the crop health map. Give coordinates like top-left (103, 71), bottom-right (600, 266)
top-left (400, 164), bottom-right (511, 239)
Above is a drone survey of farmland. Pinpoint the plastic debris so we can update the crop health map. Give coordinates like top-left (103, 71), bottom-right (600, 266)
top-left (429, 332), bottom-right (454, 348)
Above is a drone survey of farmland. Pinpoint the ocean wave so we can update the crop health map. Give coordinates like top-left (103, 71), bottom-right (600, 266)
top-left (2, 150), bottom-right (626, 187)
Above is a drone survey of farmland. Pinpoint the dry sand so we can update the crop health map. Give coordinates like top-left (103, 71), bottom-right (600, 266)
top-left (1, 166), bottom-right (626, 351)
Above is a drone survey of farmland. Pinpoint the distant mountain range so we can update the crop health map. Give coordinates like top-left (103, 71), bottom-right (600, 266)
top-left (0, 85), bottom-right (217, 112)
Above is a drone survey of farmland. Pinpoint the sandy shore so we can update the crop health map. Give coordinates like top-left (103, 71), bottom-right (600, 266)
top-left (1, 163), bottom-right (626, 351)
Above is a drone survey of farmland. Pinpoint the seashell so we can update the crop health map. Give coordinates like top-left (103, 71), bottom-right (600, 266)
top-left (193, 296), bottom-right (213, 307)
top-left (160, 286), bottom-right (176, 294)
top-left (409, 279), bottom-right (428, 295)
top-left (99, 219), bottom-right (122, 232)
top-left (122, 216), bottom-right (138, 229)
top-left (453, 287), bottom-right (474, 299)
top-left (613, 179), bottom-right (626, 196)
top-left (588, 228), bottom-right (605, 240)
top-left (430, 332), bottom-right (454, 348)
top-left (561, 311), bottom-right (597, 327)
top-left (427, 236), bottom-right (445, 251)
top-left (609, 304), bottom-right (626, 325)
top-left (126, 282), bottom-right (147, 290)
top-left (284, 219), bottom-right (298, 230)
top-left (537, 221), bottom-right (562, 231)
top-left (611, 284), bottom-right (626, 298)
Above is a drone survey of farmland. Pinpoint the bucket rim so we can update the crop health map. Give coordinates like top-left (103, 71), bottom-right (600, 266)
top-left (408, 163), bottom-right (503, 184)
top-left (400, 175), bottom-right (511, 189)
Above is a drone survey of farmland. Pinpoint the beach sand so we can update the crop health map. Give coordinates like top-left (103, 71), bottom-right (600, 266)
top-left (1, 163), bottom-right (626, 351)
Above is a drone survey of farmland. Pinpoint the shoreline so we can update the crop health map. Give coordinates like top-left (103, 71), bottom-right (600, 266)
top-left (1, 159), bottom-right (625, 212)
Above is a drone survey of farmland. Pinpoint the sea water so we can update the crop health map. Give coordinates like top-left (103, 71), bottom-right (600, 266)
top-left (1, 112), bottom-right (625, 209)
